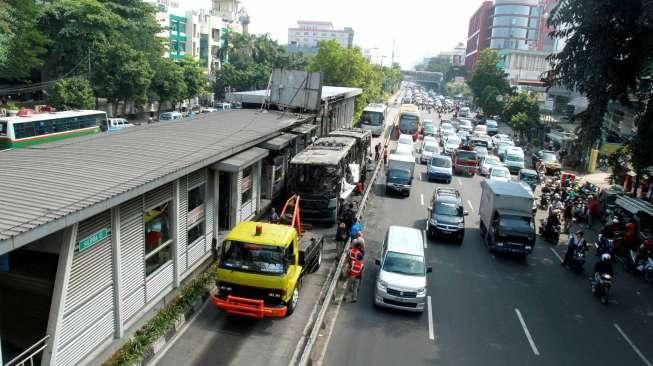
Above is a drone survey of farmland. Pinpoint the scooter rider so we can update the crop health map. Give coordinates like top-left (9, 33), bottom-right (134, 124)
top-left (563, 230), bottom-right (586, 266)
top-left (594, 253), bottom-right (614, 277)
top-left (544, 209), bottom-right (561, 235)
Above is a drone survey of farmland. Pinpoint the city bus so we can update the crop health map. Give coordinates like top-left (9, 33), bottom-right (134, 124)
top-left (0, 109), bottom-right (107, 150)
top-left (359, 103), bottom-right (387, 136)
top-left (397, 104), bottom-right (422, 141)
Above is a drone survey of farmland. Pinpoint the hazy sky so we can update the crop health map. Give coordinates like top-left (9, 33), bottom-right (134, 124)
top-left (182, 0), bottom-right (484, 68)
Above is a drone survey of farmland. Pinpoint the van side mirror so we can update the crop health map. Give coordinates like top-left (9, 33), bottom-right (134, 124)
top-left (464, 211), bottom-right (469, 216)
top-left (375, 259), bottom-right (381, 266)
top-left (426, 266), bottom-right (433, 273)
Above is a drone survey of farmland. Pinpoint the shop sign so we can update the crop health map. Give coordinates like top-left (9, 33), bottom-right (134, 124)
top-left (187, 205), bottom-right (205, 226)
top-left (78, 228), bottom-right (110, 252)
top-left (241, 175), bottom-right (252, 191)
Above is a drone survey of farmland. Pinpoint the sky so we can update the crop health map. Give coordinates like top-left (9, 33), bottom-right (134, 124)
top-left (182, 0), bottom-right (484, 69)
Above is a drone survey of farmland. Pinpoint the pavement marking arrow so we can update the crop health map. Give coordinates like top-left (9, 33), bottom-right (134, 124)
top-left (515, 308), bottom-right (540, 356)
top-left (427, 295), bottom-right (435, 342)
top-left (614, 323), bottom-right (652, 366)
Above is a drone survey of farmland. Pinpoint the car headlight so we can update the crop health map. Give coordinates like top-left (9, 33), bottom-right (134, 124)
top-left (525, 245), bottom-right (532, 250)
top-left (458, 222), bottom-right (465, 228)
top-left (219, 285), bottom-right (233, 291)
top-left (377, 280), bottom-right (387, 290)
top-left (417, 288), bottom-right (426, 296)
top-left (496, 242), bottom-right (504, 247)
top-left (430, 218), bottom-right (437, 226)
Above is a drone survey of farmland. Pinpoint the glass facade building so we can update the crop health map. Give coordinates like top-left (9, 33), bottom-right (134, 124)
top-left (488, 1), bottom-right (541, 51)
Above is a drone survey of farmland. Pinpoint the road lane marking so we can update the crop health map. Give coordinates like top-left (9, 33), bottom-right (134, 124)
top-left (550, 247), bottom-right (563, 263)
top-left (467, 200), bottom-right (474, 210)
top-left (427, 295), bottom-right (435, 342)
top-left (515, 308), bottom-right (540, 356)
top-left (614, 323), bottom-right (652, 366)
top-left (421, 193), bottom-right (424, 206)
top-left (423, 230), bottom-right (427, 249)
top-left (456, 178), bottom-right (462, 186)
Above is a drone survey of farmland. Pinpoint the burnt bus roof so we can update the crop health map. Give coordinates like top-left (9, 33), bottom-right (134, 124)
top-left (328, 128), bottom-right (372, 141)
top-left (291, 136), bottom-right (356, 165)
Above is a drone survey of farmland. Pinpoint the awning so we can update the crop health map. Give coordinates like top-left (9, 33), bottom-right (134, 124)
top-left (213, 147), bottom-right (269, 172)
top-left (259, 133), bottom-right (297, 150)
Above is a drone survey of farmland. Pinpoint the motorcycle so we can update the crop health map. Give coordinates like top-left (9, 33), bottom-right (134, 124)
top-left (539, 193), bottom-right (551, 210)
top-left (539, 220), bottom-right (560, 244)
top-left (592, 272), bottom-right (613, 304)
top-left (569, 247), bottom-right (587, 274)
top-left (624, 249), bottom-right (653, 282)
top-left (594, 234), bottom-right (614, 258)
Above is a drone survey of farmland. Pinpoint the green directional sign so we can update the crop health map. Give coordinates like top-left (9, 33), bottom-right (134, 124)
top-left (78, 228), bottom-right (110, 252)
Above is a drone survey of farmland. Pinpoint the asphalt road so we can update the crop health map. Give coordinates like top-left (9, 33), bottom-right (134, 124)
top-left (323, 110), bottom-right (653, 366)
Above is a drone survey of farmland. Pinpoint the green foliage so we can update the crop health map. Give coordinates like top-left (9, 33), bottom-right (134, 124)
top-left (47, 76), bottom-right (95, 110)
top-left (629, 97), bottom-right (653, 176)
top-left (547, 0), bottom-right (653, 159)
top-left (92, 43), bottom-right (152, 106)
top-left (308, 40), bottom-right (393, 121)
top-left (178, 56), bottom-right (209, 100)
top-left (503, 92), bottom-right (539, 125)
top-left (444, 81), bottom-right (471, 98)
top-left (0, 0), bottom-right (49, 82)
top-left (469, 49), bottom-right (512, 114)
top-left (416, 56), bottom-right (449, 74)
top-left (149, 59), bottom-right (186, 111)
top-left (103, 264), bottom-right (216, 366)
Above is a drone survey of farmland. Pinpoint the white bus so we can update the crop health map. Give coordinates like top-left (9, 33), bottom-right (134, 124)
top-left (359, 103), bottom-right (387, 136)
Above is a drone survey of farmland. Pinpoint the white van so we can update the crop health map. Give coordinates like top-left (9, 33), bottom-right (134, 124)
top-left (159, 111), bottom-right (183, 121)
top-left (106, 118), bottom-right (134, 132)
top-left (374, 225), bottom-right (432, 312)
top-left (504, 146), bottom-right (525, 174)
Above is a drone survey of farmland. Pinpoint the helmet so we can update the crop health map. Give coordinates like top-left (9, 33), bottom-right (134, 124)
top-left (612, 218), bottom-right (619, 224)
top-left (554, 193), bottom-right (561, 200)
top-left (601, 253), bottom-right (611, 262)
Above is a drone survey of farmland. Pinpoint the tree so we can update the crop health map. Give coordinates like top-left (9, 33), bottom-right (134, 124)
top-left (0, 0), bottom-right (49, 82)
top-left (92, 44), bottom-right (152, 115)
top-left (629, 95), bottom-right (653, 178)
top-left (479, 86), bottom-right (503, 117)
top-left (444, 81), bottom-right (471, 98)
top-left (510, 112), bottom-right (530, 140)
top-left (47, 76), bottom-right (95, 110)
top-left (0, 2), bottom-right (11, 65)
top-left (178, 56), bottom-right (208, 102)
top-left (503, 92), bottom-right (539, 125)
top-left (546, 0), bottom-right (653, 164)
top-left (469, 49), bottom-right (511, 114)
top-left (149, 58), bottom-right (186, 113)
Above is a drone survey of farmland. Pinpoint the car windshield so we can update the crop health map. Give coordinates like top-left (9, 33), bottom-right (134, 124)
top-left (499, 214), bottom-right (534, 235)
top-left (399, 115), bottom-right (418, 131)
top-left (506, 154), bottom-right (523, 162)
top-left (383, 251), bottom-right (425, 276)
top-left (520, 173), bottom-right (538, 182)
top-left (474, 147), bottom-right (488, 155)
top-left (220, 241), bottom-right (286, 275)
top-left (492, 169), bottom-right (509, 177)
top-left (430, 157), bottom-right (451, 167)
top-left (435, 202), bottom-right (459, 216)
top-left (388, 169), bottom-right (411, 181)
top-left (447, 137), bottom-right (461, 145)
top-left (485, 156), bottom-right (500, 165)
top-left (361, 111), bottom-right (383, 126)
top-left (541, 152), bottom-right (557, 162)
top-left (423, 125), bottom-right (435, 134)
top-left (424, 144), bottom-right (438, 152)
top-left (456, 151), bottom-right (477, 160)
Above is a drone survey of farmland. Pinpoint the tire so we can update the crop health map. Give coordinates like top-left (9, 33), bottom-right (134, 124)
top-left (286, 280), bottom-right (301, 316)
top-left (645, 268), bottom-right (653, 283)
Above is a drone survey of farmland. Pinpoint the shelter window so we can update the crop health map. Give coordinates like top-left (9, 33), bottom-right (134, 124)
top-left (144, 201), bottom-right (173, 276)
top-left (187, 183), bottom-right (206, 245)
top-left (241, 166), bottom-right (253, 204)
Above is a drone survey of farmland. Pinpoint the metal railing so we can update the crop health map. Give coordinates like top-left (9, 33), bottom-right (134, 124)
top-left (4, 335), bottom-right (50, 366)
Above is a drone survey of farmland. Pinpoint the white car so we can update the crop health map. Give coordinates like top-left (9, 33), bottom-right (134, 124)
top-left (480, 155), bottom-right (504, 176)
top-left (421, 136), bottom-right (437, 151)
top-left (398, 133), bottom-right (414, 148)
top-left (497, 141), bottom-right (515, 159)
top-left (420, 140), bottom-right (440, 164)
top-left (443, 135), bottom-right (462, 155)
top-left (473, 124), bottom-right (488, 136)
top-left (395, 143), bottom-right (414, 158)
top-left (488, 166), bottom-right (512, 182)
top-left (492, 133), bottom-right (512, 146)
top-left (439, 123), bottom-right (455, 137)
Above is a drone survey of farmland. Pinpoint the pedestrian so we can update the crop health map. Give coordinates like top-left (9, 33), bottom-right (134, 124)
top-left (375, 142), bottom-right (381, 161)
top-left (342, 202), bottom-right (356, 231)
top-left (335, 221), bottom-right (349, 257)
top-left (345, 251), bottom-right (364, 302)
top-left (269, 207), bottom-right (280, 224)
top-left (349, 217), bottom-right (362, 240)
top-left (383, 144), bottom-right (389, 166)
top-left (350, 232), bottom-right (366, 255)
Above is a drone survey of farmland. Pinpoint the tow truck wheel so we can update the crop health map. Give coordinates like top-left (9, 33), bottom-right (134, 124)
top-left (287, 281), bottom-right (301, 316)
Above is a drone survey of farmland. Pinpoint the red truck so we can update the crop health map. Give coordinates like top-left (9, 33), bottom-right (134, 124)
top-left (453, 148), bottom-right (479, 176)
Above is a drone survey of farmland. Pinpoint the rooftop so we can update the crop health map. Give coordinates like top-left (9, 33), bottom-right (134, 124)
top-left (0, 109), bottom-right (311, 254)
top-left (226, 86), bottom-right (362, 106)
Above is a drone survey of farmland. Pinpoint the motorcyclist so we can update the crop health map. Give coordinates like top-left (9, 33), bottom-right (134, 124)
top-left (563, 230), bottom-right (586, 266)
top-left (600, 218), bottom-right (619, 239)
top-left (594, 253), bottom-right (614, 276)
top-left (544, 209), bottom-right (561, 235)
top-left (623, 221), bottom-right (638, 251)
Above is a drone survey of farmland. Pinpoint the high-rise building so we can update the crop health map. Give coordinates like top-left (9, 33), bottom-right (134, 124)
top-left (465, 1), bottom-right (493, 74)
top-left (287, 21), bottom-right (354, 54)
top-left (440, 42), bottom-right (467, 67)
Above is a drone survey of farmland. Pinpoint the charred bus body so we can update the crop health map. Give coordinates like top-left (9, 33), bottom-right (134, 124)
top-left (288, 136), bottom-right (357, 223)
top-left (328, 128), bottom-right (373, 174)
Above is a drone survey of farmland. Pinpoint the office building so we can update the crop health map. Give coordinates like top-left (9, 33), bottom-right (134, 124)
top-left (287, 21), bottom-right (354, 54)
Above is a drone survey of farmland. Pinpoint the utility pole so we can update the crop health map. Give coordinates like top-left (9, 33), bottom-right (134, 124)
top-left (391, 39), bottom-right (396, 67)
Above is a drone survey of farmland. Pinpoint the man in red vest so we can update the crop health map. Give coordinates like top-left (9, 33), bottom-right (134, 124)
top-left (345, 251), bottom-right (364, 303)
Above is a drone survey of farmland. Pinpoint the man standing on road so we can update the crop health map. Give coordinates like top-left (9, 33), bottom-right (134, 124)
top-left (349, 217), bottom-right (362, 240)
top-left (345, 251), bottom-right (364, 303)
top-left (383, 144), bottom-right (389, 166)
top-left (375, 142), bottom-right (382, 161)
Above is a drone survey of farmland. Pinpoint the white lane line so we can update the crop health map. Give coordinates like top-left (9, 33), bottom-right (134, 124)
top-left (467, 200), bottom-right (474, 210)
top-left (427, 295), bottom-right (435, 342)
top-left (421, 193), bottom-right (424, 206)
top-left (614, 323), bottom-right (652, 366)
top-left (456, 178), bottom-right (462, 186)
top-left (423, 229), bottom-right (427, 249)
top-left (515, 308), bottom-right (540, 356)
top-left (550, 247), bottom-right (564, 263)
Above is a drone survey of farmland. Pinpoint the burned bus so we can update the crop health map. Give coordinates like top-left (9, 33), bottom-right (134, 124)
top-left (288, 136), bottom-right (357, 223)
top-left (328, 128), bottom-right (373, 174)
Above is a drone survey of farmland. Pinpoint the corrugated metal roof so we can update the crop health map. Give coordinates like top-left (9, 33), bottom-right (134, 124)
top-left (213, 147), bottom-right (269, 172)
top-left (0, 110), bottom-right (310, 254)
top-left (258, 133), bottom-right (297, 150)
top-left (226, 86), bottom-right (362, 104)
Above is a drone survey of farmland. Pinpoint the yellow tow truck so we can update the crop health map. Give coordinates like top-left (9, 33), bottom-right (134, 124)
top-left (210, 195), bottom-right (324, 318)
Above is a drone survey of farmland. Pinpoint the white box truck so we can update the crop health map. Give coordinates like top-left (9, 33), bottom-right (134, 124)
top-left (386, 154), bottom-right (415, 197)
top-left (479, 180), bottom-right (535, 255)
